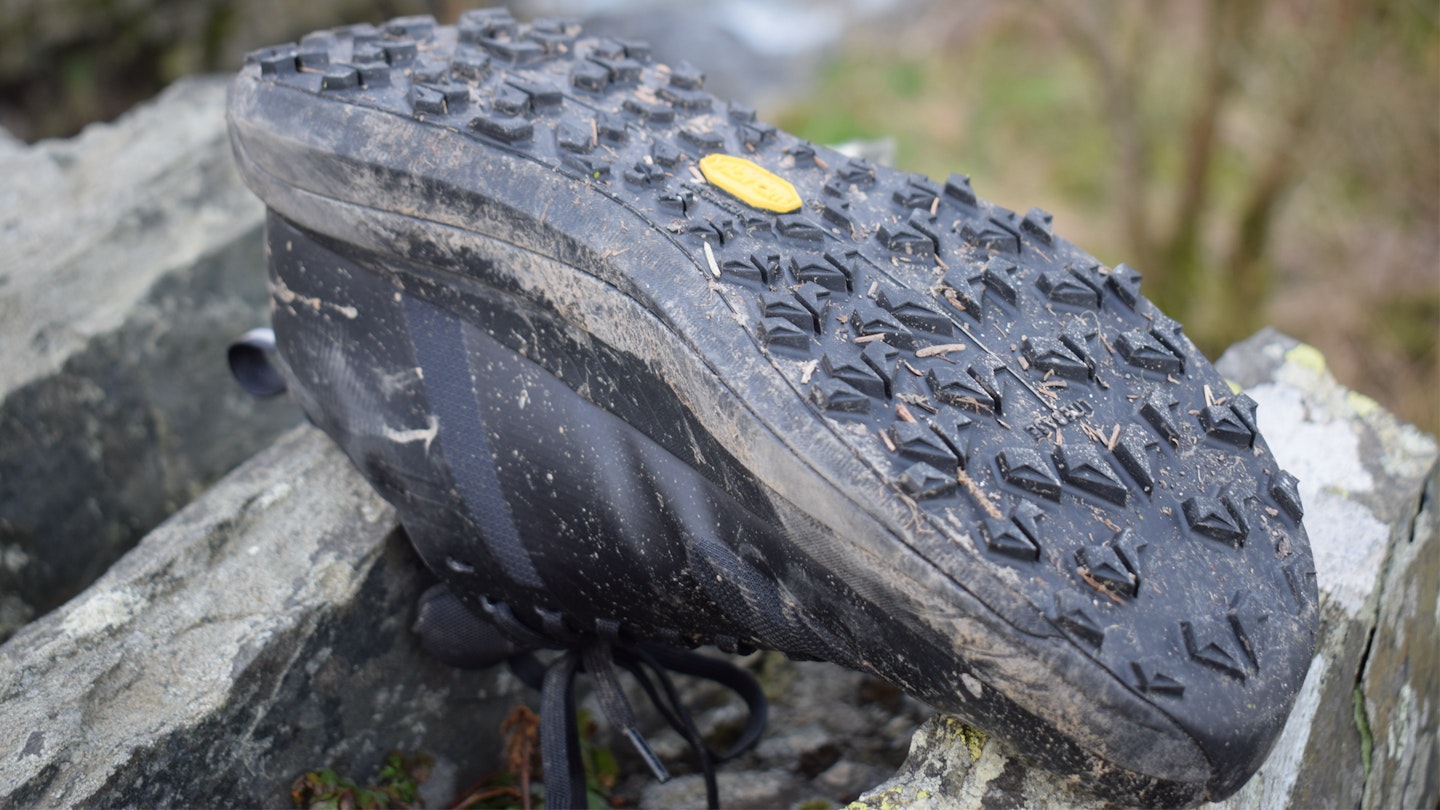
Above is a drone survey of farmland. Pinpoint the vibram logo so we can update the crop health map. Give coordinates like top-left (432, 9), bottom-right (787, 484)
top-left (698, 153), bottom-right (801, 214)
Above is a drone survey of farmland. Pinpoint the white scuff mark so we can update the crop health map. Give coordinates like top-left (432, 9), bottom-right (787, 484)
top-left (378, 366), bottom-right (424, 395)
top-left (268, 277), bottom-right (358, 319)
top-left (384, 414), bottom-right (439, 453)
top-left (702, 241), bottom-right (721, 278)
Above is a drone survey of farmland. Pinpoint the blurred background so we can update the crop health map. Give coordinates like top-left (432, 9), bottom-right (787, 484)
top-left (2, 0), bottom-right (1435, 434)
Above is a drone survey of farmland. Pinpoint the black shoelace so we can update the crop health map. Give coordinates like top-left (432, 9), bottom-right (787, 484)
top-left (415, 585), bottom-right (769, 809)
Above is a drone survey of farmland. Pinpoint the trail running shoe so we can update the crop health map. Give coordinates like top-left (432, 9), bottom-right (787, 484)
top-left (227, 9), bottom-right (1319, 808)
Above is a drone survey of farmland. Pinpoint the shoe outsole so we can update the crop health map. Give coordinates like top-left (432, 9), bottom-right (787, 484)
top-left (228, 10), bottom-right (1319, 807)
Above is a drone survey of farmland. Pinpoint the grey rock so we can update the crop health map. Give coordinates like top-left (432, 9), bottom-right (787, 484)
top-left (815, 758), bottom-right (892, 800)
top-left (1362, 472), bottom-right (1438, 809)
top-left (0, 124), bottom-right (22, 158)
top-left (756, 723), bottom-right (839, 767)
top-left (856, 714), bottom-right (1106, 809)
top-left (0, 425), bottom-right (525, 807)
top-left (0, 75), bottom-right (301, 638)
top-left (853, 329), bottom-right (1439, 808)
top-left (640, 766), bottom-right (821, 810)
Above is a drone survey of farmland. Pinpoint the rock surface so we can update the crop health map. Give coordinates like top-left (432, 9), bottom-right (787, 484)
top-left (0, 76), bottom-right (301, 638)
top-left (0, 426), bottom-right (522, 807)
top-left (850, 328), bottom-right (1439, 810)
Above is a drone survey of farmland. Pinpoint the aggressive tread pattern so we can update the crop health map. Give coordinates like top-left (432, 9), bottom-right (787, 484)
top-left (243, 10), bottom-right (1315, 719)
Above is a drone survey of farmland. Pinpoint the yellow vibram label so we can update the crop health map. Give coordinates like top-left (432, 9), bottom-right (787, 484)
top-left (698, 153), bottom-right (801, 213)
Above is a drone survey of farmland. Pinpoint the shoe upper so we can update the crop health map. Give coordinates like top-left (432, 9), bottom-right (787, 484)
top-left (227, 10), bottom-right (1320, 807)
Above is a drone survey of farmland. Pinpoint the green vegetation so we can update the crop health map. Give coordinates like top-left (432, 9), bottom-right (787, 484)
top-left (291, 707), bottom-right (618, 810)
top-left (1353, 686), bottom-right (1374, 783)
top-left (292, 752), bottom-right (434, 810)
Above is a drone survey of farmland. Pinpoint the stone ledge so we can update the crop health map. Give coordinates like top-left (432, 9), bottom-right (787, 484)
top-left (0, 425), bottom-right (524, 807)
top-left (0, 76), bottom-right (302, 636)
